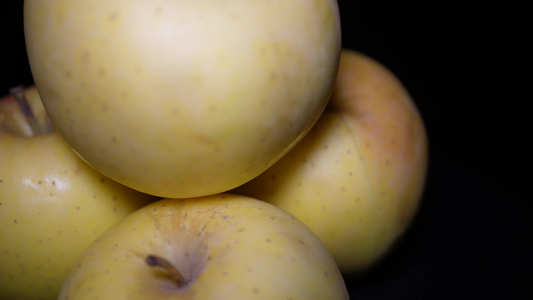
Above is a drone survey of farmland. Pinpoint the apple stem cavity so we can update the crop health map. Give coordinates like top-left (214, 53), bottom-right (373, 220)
top-left (10, 85), bottom-right (42, 136)
top-left (146, 255), bottom-right (186, 288)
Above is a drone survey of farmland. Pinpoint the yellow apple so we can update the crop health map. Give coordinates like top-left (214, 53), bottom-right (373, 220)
top-left (0, 86), bottom-right (157, 299)
top-left (234, 49), bottom-right (428, 274)
top-left (58, 194), bottom-right (349, 300)
top-left (23, 0), bottom-right (342, 198)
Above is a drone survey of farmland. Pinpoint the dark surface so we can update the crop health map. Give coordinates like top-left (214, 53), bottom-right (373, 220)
top-left (337, 1), bottom-right (531, 298)
top-left (2, 2), bottom-right (530, 299)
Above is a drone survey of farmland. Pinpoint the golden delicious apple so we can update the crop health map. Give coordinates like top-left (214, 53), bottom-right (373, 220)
top-left (0, 87), bottom-right (157, 299)
top-left (58, 194), bottom-right (349, 300)
top-left (24, 0), bottom-right (342, 198)
top-left (234, 49), bottom-right (428, 274)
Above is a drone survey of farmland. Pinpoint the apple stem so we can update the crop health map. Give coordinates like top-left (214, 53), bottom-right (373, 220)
top-left (146, 255), bottom-right (186, 288)
top-left (10, 85), bottom-right (42, 136)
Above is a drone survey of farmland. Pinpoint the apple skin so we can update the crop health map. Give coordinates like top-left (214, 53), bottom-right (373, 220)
top-left (233, 49), bottom-right (428, 274)
top-left (58, 194), bottom-right (349, 300)
top-left (24, 0), bottom-right (342, 198)
top-left (0, 88), bottom-right (157, 299)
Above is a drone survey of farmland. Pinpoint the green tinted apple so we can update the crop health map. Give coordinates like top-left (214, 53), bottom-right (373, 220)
top-left (24, 0), bottom-right (341, 198)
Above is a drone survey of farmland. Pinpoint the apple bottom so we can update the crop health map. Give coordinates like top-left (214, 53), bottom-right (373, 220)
top-left (58, 194), bottom-right (349, 300)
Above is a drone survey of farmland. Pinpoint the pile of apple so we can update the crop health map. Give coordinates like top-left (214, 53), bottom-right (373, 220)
top-left (0, 1), bottom-right (427, 299)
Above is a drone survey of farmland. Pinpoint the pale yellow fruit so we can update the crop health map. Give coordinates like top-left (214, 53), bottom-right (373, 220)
top-left (58, 194), bottom-right (349, 300)
top-left (234, 49), bottom-right (428, 273)
top-left (24, 0), bottom-right (341, 198)
top-left (0, 87), bottom-right (157, 300)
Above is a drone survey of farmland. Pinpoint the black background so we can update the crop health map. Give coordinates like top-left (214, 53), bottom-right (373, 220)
top-left (2, 1), bottom-right (530, 299)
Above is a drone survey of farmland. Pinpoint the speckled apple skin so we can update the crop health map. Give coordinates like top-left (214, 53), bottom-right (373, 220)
top-left (0, 129), bottom-right (156, 299)
top-left (23, 0), bottom-right (341, 198)
top-left (58, 194), bottom-right (349, 300)
top-left (234, 49), bottom-right (428, 273)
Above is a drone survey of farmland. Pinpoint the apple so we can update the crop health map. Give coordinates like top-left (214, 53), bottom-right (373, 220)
top-left (0, 86), bottom-right (157, 299)
top-left (233, 49), bottom-right (428, 274)
top-left (23, 0), bottom-right (342, 198)
top-left (58, 194), bottom-right (350, 300)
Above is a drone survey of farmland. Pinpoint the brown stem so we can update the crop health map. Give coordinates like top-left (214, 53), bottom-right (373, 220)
top-left (9, 85), bottom-right (41, 136)
top-left (146, 255), bottom-right (186, 288)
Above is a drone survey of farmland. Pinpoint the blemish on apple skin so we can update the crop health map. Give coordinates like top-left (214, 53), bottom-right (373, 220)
top-left (107, 11), bottom-right (120, 22)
